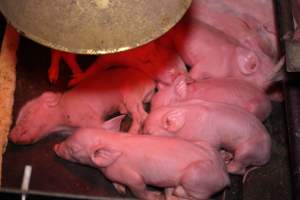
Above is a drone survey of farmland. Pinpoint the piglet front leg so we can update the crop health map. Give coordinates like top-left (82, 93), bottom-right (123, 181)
top-left (48, 50), bottom-right (82, 84)
top-left (130, 183), bottom-right (163, 200)
top-left (112, 183), bottom-right (127, 195)
top-left (48, 50), bottom-right (61, 83)
top-left (227, 134), bottom-right (271, 174)
top-left (164, 188), bottom-right (185, 200)
top-left (127, 102), bottom-right (148, 134)
top-left (62, 52), bottom-right (82, 78)
top-left (122, 77), bottom-right (155, 134)
top-left (112, 168), bottom-right (163, 200)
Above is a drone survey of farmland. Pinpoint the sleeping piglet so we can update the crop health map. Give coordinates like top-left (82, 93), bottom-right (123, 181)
top-left (151, 75), bottom-right (272, 121)
top-left (187, 0), bottom-right (278, 59)
top-left (54, 128), bottom-right (230, 200)
top-left (143, 99), bottom-right (271, 175)
top-left (172, 17), bottom-right (282, 90)
top-left (9, 67), bottom-right (155, 144)
top-left (68, 40), bottom-right (187, 86)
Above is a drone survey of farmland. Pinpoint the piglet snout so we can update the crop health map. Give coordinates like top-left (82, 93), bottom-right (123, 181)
top-left (9, 128), bottom-right (34, 144)
top-left (54, 143), bottom-right (73, 162)
top-left (9, 128), bottom-right (19, 142)
top-left (54, 144), bottom-right (62, 156)
top-left (54, 143), bottom-right (69, 160)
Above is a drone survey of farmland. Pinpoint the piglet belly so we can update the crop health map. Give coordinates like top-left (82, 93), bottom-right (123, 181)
top-left (62, 92), bottom-right (122, 126)
top-left (119, 140), bottom-right (209, 186)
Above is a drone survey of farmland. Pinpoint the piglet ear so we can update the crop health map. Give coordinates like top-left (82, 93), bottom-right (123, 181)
top-left (91, 145), bottom-right (122, 167)
top-left (174, 75), bottom-right (187, 100)
top-left (237, 47), bottom-right (258, 75)
top-left (101, 115), bottom-right (126, 131)
top-left (163, 109), bottom-right (186, 132)
top-left (41, 92), bottom-right (62, 107)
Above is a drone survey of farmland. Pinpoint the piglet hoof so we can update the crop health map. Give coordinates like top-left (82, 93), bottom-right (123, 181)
top-left (113, 182), bottom-right (127, 195)
top-left (150, 191), bottom-right (164, 200)
top-left (128, 124), bottom-right (141, 134)
top-left (72, 72), bottom-right (84, 79)
top-left (227, 161), bottom-right (245, 175)
top-left (127, 129), bottom-right (140, 135)
top-left (165, 188), bottom-right (181, 200)
top-left (269, 90), bottom-right (284, 102)
top-left (68, 73), bottom-right (85, 87)
top-left (165, 195), bottom-right (181, 200)
top-left (48, 66), bottom-right (59, 84)
top-left (220, 150), bottom-right (233, 165)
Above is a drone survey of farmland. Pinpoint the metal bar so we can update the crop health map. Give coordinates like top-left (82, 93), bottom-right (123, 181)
top-left (0, 188), bottom-right (137, 200)
top-left (277, 0), bottom-right (300, 199)
top-left (275, 0), bottom-right (294, 39)
top-left (284, 73), bottom-right (300, 200)
top-left (21, 165), bottom-right (32, 200)
top-left (276, 0), bottom-right (300, 72)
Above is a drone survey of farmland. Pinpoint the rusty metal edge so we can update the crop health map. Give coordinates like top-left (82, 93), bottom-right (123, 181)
top-left (0, 187), bottom-right (137, 200)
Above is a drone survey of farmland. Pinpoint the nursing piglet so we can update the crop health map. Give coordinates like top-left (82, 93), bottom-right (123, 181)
top-left (9, 67), bottom-right (155, 144)
top-left (172, 18), bottom-right (281, 90)
top-left (54, 128), bottom-right (230, 200)
top-left (144, 99), bottom-right (271, 175)
top-left (151, 76), bottom-right (271, 121)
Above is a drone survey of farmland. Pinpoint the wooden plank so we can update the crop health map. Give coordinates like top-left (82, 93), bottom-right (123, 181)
top-left (0, 24), bottom-right (19, 185)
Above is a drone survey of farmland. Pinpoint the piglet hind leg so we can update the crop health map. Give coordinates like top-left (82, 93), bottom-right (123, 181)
top-left (122, 170), bottom-right (163, 200)
top-left (227, 136), bottom-right (271, 175)
top-left (226, 160), bottom-right (246, 175)
top-left (165, 187), bottom-right (190, 200)
top-left (126, 102), bottom-right (148, 134)
top-left (61, 52), bottom-right (82, 75)
top-left (178, 161), bottom-right (229, 200)
top-left (227, 149), bottom-right (252, 175)
top-left (122, 77), bottom-right (155, 134)
top-left (130, 185), bottom-right (163, 200)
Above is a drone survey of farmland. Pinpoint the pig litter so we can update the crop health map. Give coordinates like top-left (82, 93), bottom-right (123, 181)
top-left (4, 0), bottom-right (291, 200)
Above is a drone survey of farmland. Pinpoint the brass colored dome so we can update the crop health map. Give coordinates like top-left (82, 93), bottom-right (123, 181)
top-left (0, 0), bottom-right (191, 54)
